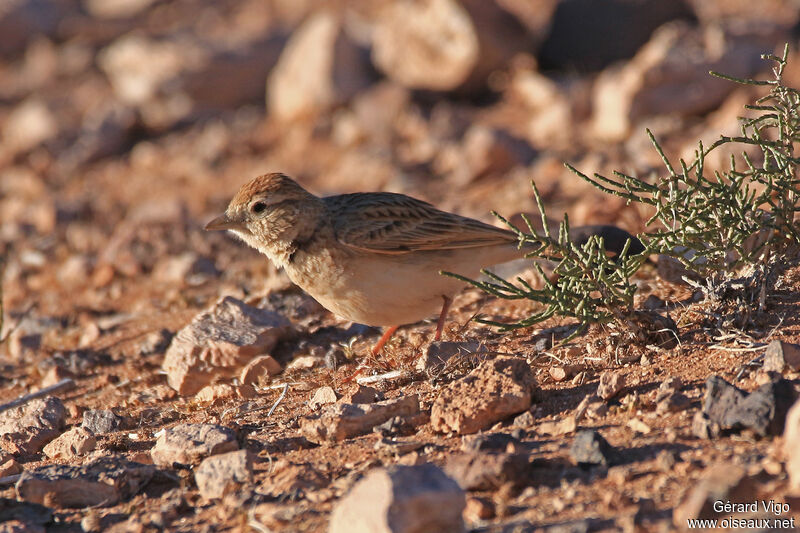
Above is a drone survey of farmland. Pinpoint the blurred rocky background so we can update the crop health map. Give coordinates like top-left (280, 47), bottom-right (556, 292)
top-left (2, 3), bottom-right (800, 531)
top-left (0, 0), bottom-right (798, 325)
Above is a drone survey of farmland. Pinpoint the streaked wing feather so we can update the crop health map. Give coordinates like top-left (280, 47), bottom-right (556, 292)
top-left (324, 193), bottom-right (517, 254)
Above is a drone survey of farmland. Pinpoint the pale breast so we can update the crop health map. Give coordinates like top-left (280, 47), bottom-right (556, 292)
top-left (284, 241), bottom-right (523, 326)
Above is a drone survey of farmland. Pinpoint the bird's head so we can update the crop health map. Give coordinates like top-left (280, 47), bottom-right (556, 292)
top-left (205, 173), bottom-right (323, 264)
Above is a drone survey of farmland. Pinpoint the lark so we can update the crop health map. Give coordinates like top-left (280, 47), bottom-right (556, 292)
top-left (205, 173), bottom-right (641, 354)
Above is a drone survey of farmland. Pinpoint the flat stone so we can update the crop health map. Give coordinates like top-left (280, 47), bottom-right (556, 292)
top-left (0, 397), bottom-right (66, 455)
top-left (763, 340), bottom-right (800, 373)
top-left (309, 386), bottom-right (338, 410)
top-left (194, 450), bottom-right (253, 500)
top-left (570, 429), bottom-right (617, 467)
top-left (162, 296), bottom-right (292, 395)
top-left (301, 395), bottom-right (420, 444)
top-left (444, 452), bottom-right (529, 490)
top-left (151, 423), bottom-right (238, 467)
top-left (15, 457), bottom-right (154, 508)
top-left (329, 464), bottom-right (466, 533)
top-left (42, 427), bottom-right (96, 459)
top-left (431, 356), bottom-right (537, 435)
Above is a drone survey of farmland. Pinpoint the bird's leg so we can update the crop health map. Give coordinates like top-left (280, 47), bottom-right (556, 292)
top-left (434, 295), bottom-right (453, 341)
top-left (371, 325), bottom-right (399, 355)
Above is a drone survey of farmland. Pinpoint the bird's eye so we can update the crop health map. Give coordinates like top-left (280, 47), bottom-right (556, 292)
top-left (251, 201), bottom-right (266, 214)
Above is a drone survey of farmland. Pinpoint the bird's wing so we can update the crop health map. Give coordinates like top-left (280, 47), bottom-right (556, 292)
top-left (325, 193), bottom-right (518, 254)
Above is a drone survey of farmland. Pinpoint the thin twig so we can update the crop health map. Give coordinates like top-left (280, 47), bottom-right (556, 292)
top-left (267, 383), bottom-right (289, 417)
top-left (0, 378), bottom-right (75, 414)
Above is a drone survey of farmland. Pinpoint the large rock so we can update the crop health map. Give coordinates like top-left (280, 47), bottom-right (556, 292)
top-left (591, 22), bottom-right (786, 141)
top-left (151, 423), bottom-right (238, 467)
top-left (301, 395), bottom-right (419, 444)
top-left (692, 375), bottom-right (797, 439)
top-left (99, 33), bottom-right (285, 129)
top-left (538, 0), bottom-right (695, 72)
top-left (267, 10), bottom-right (374, 121)
top-left (431, 356), bottom-right (537, 435)
top-left (329, 464), bottom-right (466, 533)
top-left (444, 452), bottom-right (529, 490)
top-left (162, 296), bottom-right (292, 395)
top-left (370, 0), bottom-right (532, 93)
top-left (570, 430), bottom-right (618, 467)
top-left (42, 427), bottom-right (96, 460)
top-left (0, 397), bottom-right (66, 455)
top-left (0, 0), bottom-right (69, 56)
top-left (16, 457), bottom-right (154, 509)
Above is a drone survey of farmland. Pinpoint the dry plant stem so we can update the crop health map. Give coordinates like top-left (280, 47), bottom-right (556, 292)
top-left (0, 378), bottom-right (75, 413)
top-left (267, 383), bottom-right (289, 417)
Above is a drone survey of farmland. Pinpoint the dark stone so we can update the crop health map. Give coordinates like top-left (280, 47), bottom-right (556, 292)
top-left (697, 375), bottom-right (798, 438)
top-left (570, 429), bottom-right (616, 467)
top-left (569, 225), bottom-right (645, 257)
top-left (444, 452), bottom-right (530, 490)
top-left (324, 347), bottom-right (347, 369)
top-left (82, 410), bottom-right (126, 434)
top-left (462, 432), bottom-right (520, 453)
top-left (703, 376), bottom-right (746, 430)
top-left (138, 329), bottom-right (173, 356)
top-left (538, 0), bottom-right (696, 72)
top-left (373, 416), bottom-right (416, 438)
top-left (733, 379), bottom-right (797, 437)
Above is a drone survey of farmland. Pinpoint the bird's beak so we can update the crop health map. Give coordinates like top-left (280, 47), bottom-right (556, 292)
top-left (205, 213), bottom-right (243, 231)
